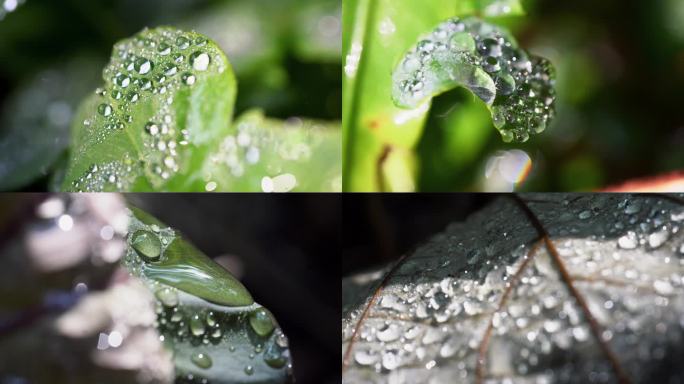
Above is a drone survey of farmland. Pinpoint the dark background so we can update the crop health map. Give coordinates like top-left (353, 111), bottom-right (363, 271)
top-left (342, 194), bottom-right (495, 276)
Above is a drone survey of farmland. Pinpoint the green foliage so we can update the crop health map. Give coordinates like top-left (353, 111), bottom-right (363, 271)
top-left (125, 206), bottom-right (292, 383)
top-left (61, 27), bottom-right (340, 192)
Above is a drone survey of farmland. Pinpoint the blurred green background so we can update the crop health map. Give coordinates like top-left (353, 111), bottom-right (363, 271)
top-left (0, 0), bottom-right (341, 191)
top-left (343, 0), bottom-right (684, 191)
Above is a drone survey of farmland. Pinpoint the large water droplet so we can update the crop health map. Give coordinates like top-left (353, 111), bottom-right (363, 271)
top-left (130, 230), bottom-right (162, 261)
top-left (155, 287), bottom-right (178, 307)
top-left (191, 52), bottom-right (211, 71)
top-left (249, 308), bottom-right (274, 337)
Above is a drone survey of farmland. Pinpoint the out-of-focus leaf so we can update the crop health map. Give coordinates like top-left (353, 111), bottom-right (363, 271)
top-left (124, 206), bottom-right (293, 383)
top-left (392, 17), bottom-right (556, 143)
top-left (454, 0), bottom-right (525, 18)
top-left (343, 194), bottom-right (684, 383)
top-left (0, 57), bottom-right (101, 191)
top-left (62, 27), bottom-right (236, 192)
top-left (201, 109), bottom-right (341, 192)
top-left (292, 0), bottom-right (342, 62)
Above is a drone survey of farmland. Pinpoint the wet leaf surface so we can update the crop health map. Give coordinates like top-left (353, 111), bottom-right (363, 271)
top-left (125, 206), bottom-right (293, 383)
top-left (342, 194), bottom-right (684, 383)
top-left (392, 17), bottom-right (556, 143)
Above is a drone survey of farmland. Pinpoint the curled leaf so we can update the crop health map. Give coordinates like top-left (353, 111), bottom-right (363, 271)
top-left (392, 17), bottom-right (556, 142)
top-left (125, 206), bottom-right (293, 383)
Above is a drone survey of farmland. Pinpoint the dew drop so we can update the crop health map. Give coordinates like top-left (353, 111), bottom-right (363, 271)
top-left (244, 365), bottom-right (254, 376)
top-left (578, 210), bottom-right (592, 220)
top-left (98, 103), bottom-right (113, 117)
top-left (449, 32), bottom-right (475, 52)
top-left (617, 231), bottom-right (638, 249)
top-left (155, 287), bottom-right (178, 307)
top-left (182, 72), bottom-right (196, 85)
top-left (191, 352), bottom-right (212, 369)
top-left (191, 51), bottom-right (211, 71)
top-left (176, 36), bottom-right (190, 50)
top-left (134, 58), bottom-right (153, 75)
top-left (130, 230), bottom-right (162, 261)
top-left (249, 308), bottom-right (274, 337)
top-left (190, 314), bottom-right (206, 336)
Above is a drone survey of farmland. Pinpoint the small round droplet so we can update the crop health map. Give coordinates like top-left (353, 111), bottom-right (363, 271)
top-left (176, 36), bottom-right (190, 50)
top-left (98, 104), bottom-right (113, 117)
top-left (130, 230), bottom-right (162, 261)
top-left (182, 72), bottom-right (196, 85)
top-left (244, 365), bottom-right (254, 376)
top-left (134, 58), bottom-right (153, 75)
top-left (191, 352), bottom-right (212, 369)
top-left (249, 308), bottom-right (275, 337)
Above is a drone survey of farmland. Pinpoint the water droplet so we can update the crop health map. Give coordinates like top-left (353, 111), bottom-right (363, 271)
top-left (190, 314), bottom-right (206, 336)
top-left (244, 365), bottom-right (254, 375)
top-left (191, 352), bottom-right (212, 369)
top-left (376, 323), bottom-right (401, 342)
top-left (177, 72), bottom-right (195, 86)
top-left (158, 43), bottom-right (171, 55)
top-left (134, 58), bottom-right (153, 75)
top-left (249, 308), bottom-right (274, 337)
top-left (98, 103), bottom-right (113, 117)
top-left (130, 230), bottom-right (162, 261)
top-left (176, 36), bottom-right (190, 50)
top-left (648, 228), bottom-right (669, 249)
top-left (114, 73), bottom-right (131, 88)
top-left (578, 210), bottom-right (592, 220)
top-left (617, 231), bottom-right (638, 249)
top-left (155, 287), bottom-right (178, 307)
top-left (191, 51), bottom-right (211, 71)
top-left (264, 340), bottom-right (288, 368)
top-left (449, 32), bottom-right (475, 52)
top-left (354, 349), bottom-right (378, 365)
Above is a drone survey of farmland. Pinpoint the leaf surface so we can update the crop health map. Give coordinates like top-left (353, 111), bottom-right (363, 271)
top-left (342, 194), bottom-right (684, 383)
top-left (125, 206), bottom-right (293, 383)
top-left (62, 27), bottom-right (237, 192)
top-left (392, 17), bottom-right (556, 143)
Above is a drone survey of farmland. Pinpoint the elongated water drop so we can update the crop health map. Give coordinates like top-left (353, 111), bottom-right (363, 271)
top-left (190, 313), bottom-right (206, 336)
top-left (130, 230), bottom-right (162, 261)
top-left (249, 308), bottom-right (275, 337)
top-left (191, 352), bottom-right (212, 369)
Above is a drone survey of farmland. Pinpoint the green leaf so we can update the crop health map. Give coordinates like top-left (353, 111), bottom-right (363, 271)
top-left (62, 27), bottom-right (237, 192)
top-left (0, 57), bottom-right (102, 191)
top-left (201, 109), bottom-right (341, 192)
top-left (125, 206), bottom-right (293, 383)
top-left (454, 0), bottom-right (525, 18)
top-left (342, 0), bottom-right (461, 191)
top-left (392, 17), bottom-right (556, 143)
